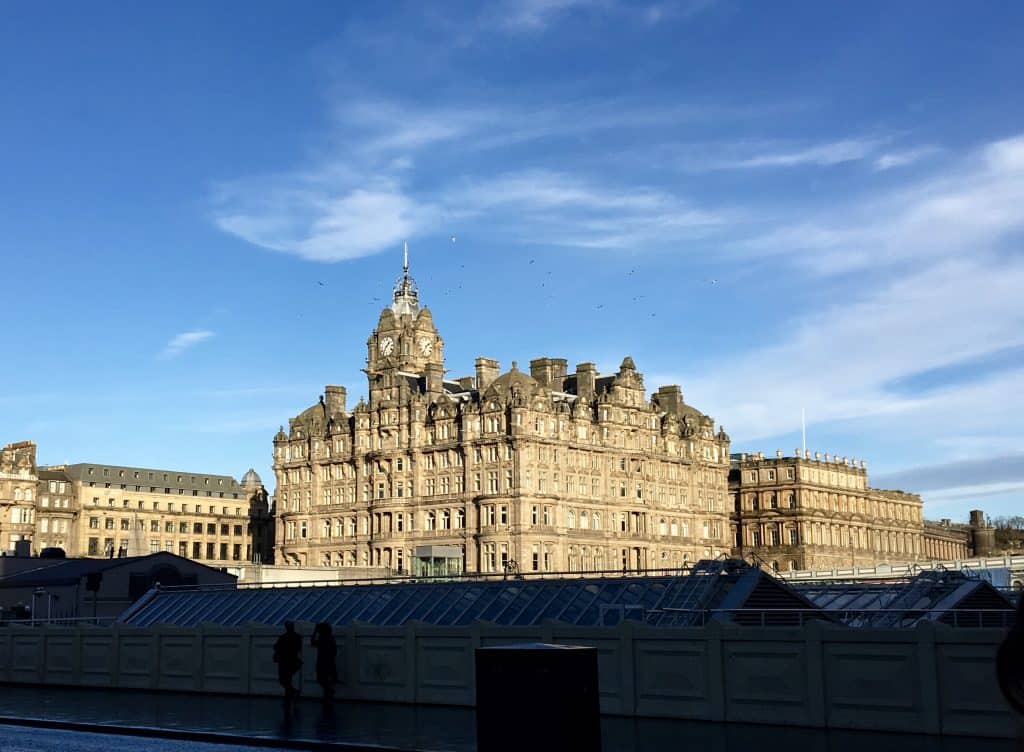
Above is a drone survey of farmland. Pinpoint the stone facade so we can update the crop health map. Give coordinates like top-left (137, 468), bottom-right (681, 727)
top-left (0, 440), bottom-right (274, 564)
top-left (0, 441), bottom-right (39, 554)
top-left (729, 451), bottom-right (983, 571)
top-left (273, 258), bottom-right (733, 573)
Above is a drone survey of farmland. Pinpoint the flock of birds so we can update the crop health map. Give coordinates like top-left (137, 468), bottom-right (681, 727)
top-left (310, 237), bottom-right (721, 319)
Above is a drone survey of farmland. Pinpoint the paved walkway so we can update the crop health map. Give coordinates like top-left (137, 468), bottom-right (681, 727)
top-left (0, 685), bottom-right (1018, 752)
top-left (0, 686), bottom-right (472, 751)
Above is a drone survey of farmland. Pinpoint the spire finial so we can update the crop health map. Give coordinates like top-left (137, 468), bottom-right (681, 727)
top-left (391, 241), bottom-right (419, 315)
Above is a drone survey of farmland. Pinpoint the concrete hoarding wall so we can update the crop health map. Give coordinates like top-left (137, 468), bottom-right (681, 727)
top-left (0, 621), bottom-right (1014, 739)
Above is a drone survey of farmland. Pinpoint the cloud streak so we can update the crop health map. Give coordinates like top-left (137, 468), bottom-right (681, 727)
top-left (708, 137), bottom-right (888, 169)
top-left (160, 330), bottom-right (214, 359)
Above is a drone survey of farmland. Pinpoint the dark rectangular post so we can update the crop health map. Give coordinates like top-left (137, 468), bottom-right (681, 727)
top-left (475, 643), bottom-right (601, 752)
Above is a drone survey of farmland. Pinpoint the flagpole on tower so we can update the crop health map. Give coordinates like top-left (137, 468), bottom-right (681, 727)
top-left (403, 241), bottom-right (409, 273)
top-left (801, 408), bottom-right (807, 455)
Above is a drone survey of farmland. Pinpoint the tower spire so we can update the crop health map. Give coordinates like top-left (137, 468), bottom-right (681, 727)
top-left (391, 241), bottom-right (419, 316)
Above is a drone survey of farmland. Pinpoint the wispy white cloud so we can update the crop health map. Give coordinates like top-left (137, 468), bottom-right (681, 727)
top-left (160, 330), bottom-right (214, 359)
top-left (873, 145), bottom-right (940, 170)
top-left (496, 0), bottom-right (611, 31)
top-left (873, 454), bottom-right (1024, 495)
top-left (676, 255), bottom-right (1024, 443)
top-left (213, 176), bottom-right (436, 263)
top-left (445, 169), bottom-right (728, 249)
top-left (706, 137), bottom-right (887, 169)
top-left (738, 134), bottom-right (1024, 274)
top-left (492, 0), bottom-right (716, 32)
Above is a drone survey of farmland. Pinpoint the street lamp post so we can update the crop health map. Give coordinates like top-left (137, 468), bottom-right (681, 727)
top-left (31, 587), bottom-right (45, 626)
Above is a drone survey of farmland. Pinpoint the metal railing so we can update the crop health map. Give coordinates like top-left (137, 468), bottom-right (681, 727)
top-left (0, 616), bottom-right (118, 628)
top-left (158, 565), bottom-right (695, 592)
top-left (643, 607), bottom-right (1016, 629)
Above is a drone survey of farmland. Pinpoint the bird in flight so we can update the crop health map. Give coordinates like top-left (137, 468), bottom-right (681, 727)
top-left (451, 235), bottom-right (457, 243)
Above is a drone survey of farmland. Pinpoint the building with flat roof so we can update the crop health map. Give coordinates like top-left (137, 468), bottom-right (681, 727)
top-left (728, 450), bottom-right (992, 571)
top-left (1, 441), bottom-right (274, 566)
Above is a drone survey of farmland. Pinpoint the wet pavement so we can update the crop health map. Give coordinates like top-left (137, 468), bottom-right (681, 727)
top-left (0, 685), bottom-right (1018, 752)
top-left (0, 724), bottom-right (272, 752)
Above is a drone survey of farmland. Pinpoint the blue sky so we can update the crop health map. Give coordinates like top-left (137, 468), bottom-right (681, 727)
top-left (3, 1), bottom-right (1023, 521)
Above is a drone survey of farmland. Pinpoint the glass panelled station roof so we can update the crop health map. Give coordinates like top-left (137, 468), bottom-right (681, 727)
top-left (120, 560), bottom-right (818, 628)
top-left (118, 560), bottom-right (1014, 629)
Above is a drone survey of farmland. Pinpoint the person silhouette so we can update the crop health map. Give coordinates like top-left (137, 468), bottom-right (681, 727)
top-left (311, 622), bottom-right (338, 703)
top-left (273, 621), bottom-right (303, 706)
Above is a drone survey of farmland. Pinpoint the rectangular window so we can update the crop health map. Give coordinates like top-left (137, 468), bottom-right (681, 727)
top-left (206, 542), bottom-right (215, 559)
top-left (89, 517), bottom-right (99, 529)
top-left (219, 543), bottom-right (228, 560)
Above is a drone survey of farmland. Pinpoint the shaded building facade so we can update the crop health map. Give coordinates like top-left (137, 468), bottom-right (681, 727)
top-left (1, 441), bottom-right (274, 565)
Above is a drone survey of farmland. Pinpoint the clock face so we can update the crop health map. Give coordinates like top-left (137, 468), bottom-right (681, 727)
top-left (418, 337), bottom-right (433, 356)
top-left (379, 336), bottom-right (395, 356)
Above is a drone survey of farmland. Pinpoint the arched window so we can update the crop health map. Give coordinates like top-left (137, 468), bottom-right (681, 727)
top-left (789, 559), bottom-right (798, 571)
top-left (658, 518), bottom-right (667, 536)
top-left (769, 494), bottom-right (777, 509)
top-left (441, 510), bottom-right (451, 529)
top-left (787, 493), bottom-right (796, 509)
top-left (670, 520), bottom-right (679, 536)
top-left (751, 494), bottom-right (759, 510)
top-left (593, 512), bottom-right (601, 530)
top-left (580, 511), bottom-right (589, 529)
top-left (425, 511), bottom-right (436, 531)
top-left (567, 510), bottom-right (576, 529)
top-left (456, 509), bottom-right (465, 529)
top-left (24, 489), bottom-right (33, 501)
top-left (13, 489), bottom-right (22, 501)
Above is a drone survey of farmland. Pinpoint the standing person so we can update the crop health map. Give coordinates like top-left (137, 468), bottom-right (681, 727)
top-left (311, 622), bottom-right (338, 703)
top-left (273, 621), bottom-right (303, 706)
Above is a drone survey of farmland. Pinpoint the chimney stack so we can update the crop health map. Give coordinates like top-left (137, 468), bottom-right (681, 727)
top-left (530, 358), bottom-right (569, 391)
top-left (575, 362), bottom-right (598, 399)
top-left (426, 362), bottom-right (444, 397)
top-left (475, 357), bottom-right (499, 391)
top-left (324, 385), bottom-right (347, 415)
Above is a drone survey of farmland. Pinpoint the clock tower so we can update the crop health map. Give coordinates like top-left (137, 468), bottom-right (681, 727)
top-left (366, 245), bottom-right (444, 403)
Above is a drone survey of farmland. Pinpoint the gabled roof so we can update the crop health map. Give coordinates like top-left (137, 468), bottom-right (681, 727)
top-left (646, 559), bottom-right (830, 627)
top-left (793, 570), bottom-right (1014, 627)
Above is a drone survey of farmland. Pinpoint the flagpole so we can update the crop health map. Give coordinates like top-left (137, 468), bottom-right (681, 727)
top-left (801, 408), bottom-right (806, 455)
